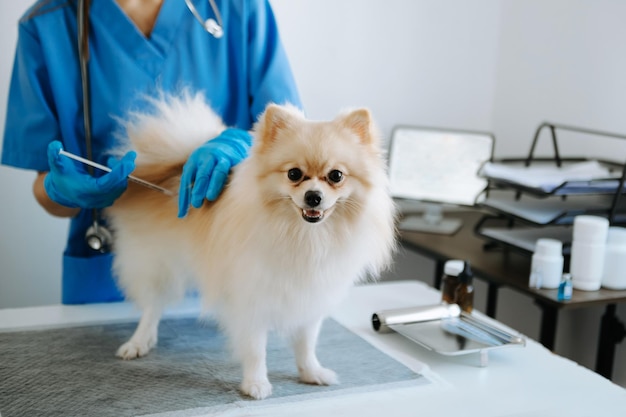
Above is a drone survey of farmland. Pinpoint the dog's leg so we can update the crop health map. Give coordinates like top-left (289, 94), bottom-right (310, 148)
top-left (116, 306), bottom-right (162, 360)
top-left (231, 327), bottom-right (272, 400)
top-left (292, 319), bottom-right (338, 386)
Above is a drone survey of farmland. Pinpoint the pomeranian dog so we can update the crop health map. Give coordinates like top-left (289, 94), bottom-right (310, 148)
top-left (105, 92), bottom-right (396, 400)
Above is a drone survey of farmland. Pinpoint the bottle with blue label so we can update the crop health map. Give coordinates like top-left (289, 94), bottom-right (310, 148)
top-left (558, 273), bottom-right (573, 301)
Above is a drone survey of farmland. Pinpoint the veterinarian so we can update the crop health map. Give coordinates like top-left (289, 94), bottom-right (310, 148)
top-left (1, 0), bottom-right (301, 304)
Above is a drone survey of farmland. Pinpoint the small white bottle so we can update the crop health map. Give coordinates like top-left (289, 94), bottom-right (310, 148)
top-left (601, 227), bottom-right (626, 290)
top-left (570, 215), bottom-right (609, 291)
top-left (529, 238), bottom-right (563, 289)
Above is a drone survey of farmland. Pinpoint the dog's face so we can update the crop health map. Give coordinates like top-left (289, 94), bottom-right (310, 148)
top-left (281, 157), bottom-right (346, 224)
top-left (251, 104), bottom-right (384, 225)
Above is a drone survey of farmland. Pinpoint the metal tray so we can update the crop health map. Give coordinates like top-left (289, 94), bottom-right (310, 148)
top-left (372, 304), bottom-right (525, 366)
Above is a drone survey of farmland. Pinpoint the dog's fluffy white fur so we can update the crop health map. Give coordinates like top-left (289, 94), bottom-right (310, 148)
top-left (105, 92), bottom-right (397, 400)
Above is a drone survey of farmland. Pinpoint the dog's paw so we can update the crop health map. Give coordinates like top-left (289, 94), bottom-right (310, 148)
top-left (241, 378), bottom-right (273, 400)
top-left (299, 366), bottom-right (338, 386)
top-left (115, 339), bottom-right (155, 360)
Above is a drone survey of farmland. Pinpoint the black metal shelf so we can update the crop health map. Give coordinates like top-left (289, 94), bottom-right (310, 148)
top-left (476, 122), bottom-right (626, 254)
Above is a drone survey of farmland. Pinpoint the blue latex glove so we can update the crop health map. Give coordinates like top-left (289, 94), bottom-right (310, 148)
top-left (178, 128), bottom-right (252, 218)
top-left (44, 141), bottom-right (136, 209)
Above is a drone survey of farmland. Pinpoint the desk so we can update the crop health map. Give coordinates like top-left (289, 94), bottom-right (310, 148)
top-left (1, 281), bottom-right (625, 417)
top-left (400, 210), bottom-right (626, 380)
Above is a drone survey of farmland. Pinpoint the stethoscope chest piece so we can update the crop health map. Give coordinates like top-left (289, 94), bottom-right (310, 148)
top-left (86, 221), bottom-right (113, 252)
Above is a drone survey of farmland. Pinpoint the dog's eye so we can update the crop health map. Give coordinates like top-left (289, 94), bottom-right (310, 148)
top-left (328, 170), bottom-right (344, 184)
top-left (287, 168), bottom-right (303, 182)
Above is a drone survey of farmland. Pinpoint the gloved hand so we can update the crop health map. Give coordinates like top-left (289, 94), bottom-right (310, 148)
top-left (44, 141), bottom-right (136, 209)
top-left (178, 128), bottom-right (252, 218)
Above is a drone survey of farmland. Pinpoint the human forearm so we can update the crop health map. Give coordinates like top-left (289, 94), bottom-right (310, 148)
top-left (33, 172), bottom-right (80, 218)
top-left (33, 141), bottom-right (136, 216)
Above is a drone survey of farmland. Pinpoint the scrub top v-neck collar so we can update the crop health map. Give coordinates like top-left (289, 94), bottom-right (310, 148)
top-left (90, 0), bottom-right (187, 71)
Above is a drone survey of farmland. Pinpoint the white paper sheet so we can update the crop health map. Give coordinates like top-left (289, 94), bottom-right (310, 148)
top-left (480, 160), bottom-right (622, 193)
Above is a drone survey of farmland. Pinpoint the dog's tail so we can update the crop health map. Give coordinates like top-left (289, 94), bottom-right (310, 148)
top-left (114, 91), bottom-right (227, 185)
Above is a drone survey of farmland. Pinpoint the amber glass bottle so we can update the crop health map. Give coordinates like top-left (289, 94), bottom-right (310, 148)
top-left (455, 262), bottom-right (474, 313)
top-left (441, 260), bottom-right (464, 304)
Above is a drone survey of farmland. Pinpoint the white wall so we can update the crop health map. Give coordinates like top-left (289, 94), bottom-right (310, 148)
top-left (0, 0), bottom-right (624, 387)
top-left (492, 0), bottom-right (626, 160)
top-left (0, 1), bottom-right (68, 307)
top-left (273, 0), bottom-right (500, 135)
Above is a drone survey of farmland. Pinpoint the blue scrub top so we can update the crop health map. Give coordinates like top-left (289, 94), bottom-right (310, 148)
top-left (1, 0), bottom-right (302, 304)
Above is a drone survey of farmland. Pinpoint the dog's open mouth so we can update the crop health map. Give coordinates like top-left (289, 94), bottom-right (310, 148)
top-left (302, 209), bottom-right (324, 223)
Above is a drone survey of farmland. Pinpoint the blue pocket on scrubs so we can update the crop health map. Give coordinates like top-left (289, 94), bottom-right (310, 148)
top-left (62, 253), bottom-right (124, 304)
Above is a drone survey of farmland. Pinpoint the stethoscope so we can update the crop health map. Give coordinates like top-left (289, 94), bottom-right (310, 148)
top-left (185, 0), bottom-right (223, 38)
top-left (76, 0), bottom-right (223, 252)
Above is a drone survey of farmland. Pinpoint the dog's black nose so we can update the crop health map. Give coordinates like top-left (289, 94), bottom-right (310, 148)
top-left (304, 190), bottom-right (322, 207)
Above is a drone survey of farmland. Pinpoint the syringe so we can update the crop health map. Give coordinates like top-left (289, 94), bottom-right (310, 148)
top-left (58, 149), bottom-right (175, 196)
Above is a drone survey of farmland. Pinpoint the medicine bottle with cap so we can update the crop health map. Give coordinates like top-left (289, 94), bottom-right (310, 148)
top-left (441, 259), bottom-right (464, 305)
top-left (602, 227), bottom-right (626, 290)
top-left (529, 238), bottom-right (564, 289)
top-left (570, 215), bottom-right (609, 291)
top-left (455, 261), bottom-right (474, 313)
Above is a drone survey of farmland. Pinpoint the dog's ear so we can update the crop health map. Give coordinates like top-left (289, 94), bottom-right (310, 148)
top-left (257, 104), bottom-right (298, 145)
top-left (337, 109), bottom-right (374, 145)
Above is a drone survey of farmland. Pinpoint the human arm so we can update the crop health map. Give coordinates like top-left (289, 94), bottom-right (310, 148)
top-left (35, 141), bottom-right (136, 214)
top-left (3, 17), bottom-right (134, 217)
top-left (177, 128), bottom-right (252, 218)
top-left (33, 171), bottom-right (81, 218)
